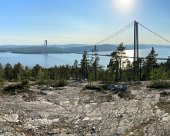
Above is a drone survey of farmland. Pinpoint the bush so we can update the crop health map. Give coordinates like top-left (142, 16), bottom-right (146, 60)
top-left (148, 80), bottom-right (170, 89)
top-left (38, 79), bottom-right (68, 87)
top-left (118, 91), bottom-right (135, 100)
top-left (150, 67), bottom-right (168, 80)
top-left (3, 80), bottom-right (29, 94)
top-left (57, 79), bottom-right (68, 87)
top-left (160, 91), bottom-right (170, 97)
top-left (83, 85), bottom-right (103, 91)
top-left (100, 84), bottom-right (109, 90)
top-left (38, 80), bottom-right (49, 85)
top-left (51, 79), bottom-right (68, 87)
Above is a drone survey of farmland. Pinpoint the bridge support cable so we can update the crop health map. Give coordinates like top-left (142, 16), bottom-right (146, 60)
top-left (138, 23), bottom-right (170, 43)
top-left (95, 22), bottom-right (134, 45)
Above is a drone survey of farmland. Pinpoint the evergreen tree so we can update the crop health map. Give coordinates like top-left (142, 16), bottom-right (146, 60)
top-left (92, 45), bottom-right (100, 81)
top-left (13, 63), bottom-right (23, 81)
top-left (4, 63), bottom-right (13, 80)
top-left (23, 66), bottom-right (31, 80)
top-left (116, 42), bottom-right (126, 80)
top-left (32, 64), bottom-right (42, 79)
top-left (165, 58), bottom-right (170, 70)
top-left (143, 47), bottom-right (158, 80)
top-left (0, 64), bottom-right (4, 83)
top-left (108, 51), bottom-right (119, 82)
top-left (73, 60), bottom-right (79, 79)
top-left (122, 59), bottom-right (132, 81)
top-left (38, 68), bottom-right (45, 82)
top-left (107, 43), bottom-right (126, 82)
top-left (80, 50), bottom-right (89, 80)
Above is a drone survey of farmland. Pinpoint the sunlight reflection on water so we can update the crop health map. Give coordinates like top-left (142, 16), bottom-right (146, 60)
top-left (0, 48), bottom-right (169, 68)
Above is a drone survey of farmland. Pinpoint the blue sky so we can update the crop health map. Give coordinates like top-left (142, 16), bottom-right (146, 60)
top-left (0, 0), bottom-right (170, 45)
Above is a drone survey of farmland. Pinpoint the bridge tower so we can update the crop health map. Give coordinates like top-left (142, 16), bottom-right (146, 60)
top-left (44, 40), bottom-right (48, 54)
top-left (133, 21), bottom-right (140, 80)
top-left (134, 21), bottom-right (139, 62)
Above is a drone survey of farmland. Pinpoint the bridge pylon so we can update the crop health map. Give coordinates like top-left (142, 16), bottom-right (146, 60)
top-left (134, 21), bottom-right (139, 62)
top-left (44, 40), bottom-right (48, 54)
top-left (133, 21), bottom-right (140, 81)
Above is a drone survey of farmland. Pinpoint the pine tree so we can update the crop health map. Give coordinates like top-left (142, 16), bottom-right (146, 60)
top-left (80, 50), bottom-right (89, 80)
top-left (4, 63), bottom-right (13, 80)
top-left (108, 51), bottom-right (119, 82)
top-left (0, 64), bottom-right (4, 83)
top-left (143, 47), bottom-right (158, 80)
top-left (92, 45), bottom-right (100, 81)
top-left (116, 42), bottom-right (126, 80)
top-left (13, 63), bottom-right (23, 81)
top-left (108, 42), bottom-right (126, 82)
top-left (73, 60), bottom-right (79, 79)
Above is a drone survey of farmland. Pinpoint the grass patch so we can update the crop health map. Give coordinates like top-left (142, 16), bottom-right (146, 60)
top-left (148, 80), bottom-right (170, 89)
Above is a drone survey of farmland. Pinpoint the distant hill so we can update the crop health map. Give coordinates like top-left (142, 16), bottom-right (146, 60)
top-left (65, 44), bottom-right (117, 53)
top-left (0, 44), bottom-right (169, 54)
top-left (0, 46), bottom-right (65, 54)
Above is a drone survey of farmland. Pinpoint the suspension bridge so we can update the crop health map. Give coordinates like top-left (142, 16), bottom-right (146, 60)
top-left (46, 20), bottom-right (169, 61)
top-left (90, 20), bottom-right (170, 80)
top-left (44, 20), bottom-right (170, 80)
top-left (63, 21), bottom-right (170, 80)
top-left (91, 21), bottom-right (170, 60)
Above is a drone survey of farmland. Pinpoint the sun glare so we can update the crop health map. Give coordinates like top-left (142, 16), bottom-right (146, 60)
top-left (113, 0), bottom-right (135, 13)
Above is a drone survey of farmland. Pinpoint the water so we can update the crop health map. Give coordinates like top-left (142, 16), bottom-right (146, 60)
top-left (0, 48), bottom-right (169, 68)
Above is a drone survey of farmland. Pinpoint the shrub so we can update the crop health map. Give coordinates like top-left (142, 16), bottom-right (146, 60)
top-left (83, 85), bottom-right (103, 91)
top-left (150, 67), bottom-right (168, 80)
top-left (148, 80), bottom-right (170, 89)
top-left (118, 90), bottom-right (135, 100)
top-left (38, 79), bottom-right (68, 87)
top-left (3, 80), bottom-right (29, 94)
top-left (160, 91), bottom-right (170, 97)
top-left (38, 80), bottom-right (49, 85)
top-left (57, 79), bottom-right (68, 87)
top-left (50, 79), bottom-right (68, 87)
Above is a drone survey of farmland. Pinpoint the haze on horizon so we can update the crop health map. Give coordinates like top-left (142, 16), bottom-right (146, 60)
top-left (0, 0), bottom-right (170, 45)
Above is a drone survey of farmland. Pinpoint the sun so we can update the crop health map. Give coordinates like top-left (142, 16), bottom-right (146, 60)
top-left (113, 0), bottom-right (135, 13)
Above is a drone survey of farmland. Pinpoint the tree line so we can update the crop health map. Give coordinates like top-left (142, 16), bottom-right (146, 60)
top-left (0, 44), bottom-right (169, 83)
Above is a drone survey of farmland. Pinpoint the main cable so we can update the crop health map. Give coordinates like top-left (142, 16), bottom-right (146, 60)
top-left (139, 23), bottom-right (170, 43)
top-left (95, 22), bottom-right (134, 45)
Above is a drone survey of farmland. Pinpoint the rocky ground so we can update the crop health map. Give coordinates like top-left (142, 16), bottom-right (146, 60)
top-left (0, 81), bottom-right (170, 136)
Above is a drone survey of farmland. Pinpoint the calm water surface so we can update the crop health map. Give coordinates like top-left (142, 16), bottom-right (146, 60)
top-left (0, 48), bottom-right (169, 68)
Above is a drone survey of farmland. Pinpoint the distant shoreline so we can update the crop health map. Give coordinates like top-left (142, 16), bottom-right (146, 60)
top-left (0, 44), bottom-right (169, 54)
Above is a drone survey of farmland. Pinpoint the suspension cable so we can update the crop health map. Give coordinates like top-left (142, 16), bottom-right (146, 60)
top-left (95, 22), bottom-right (134, 45)
top-left (138, 23), bottom-right (170, 43)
